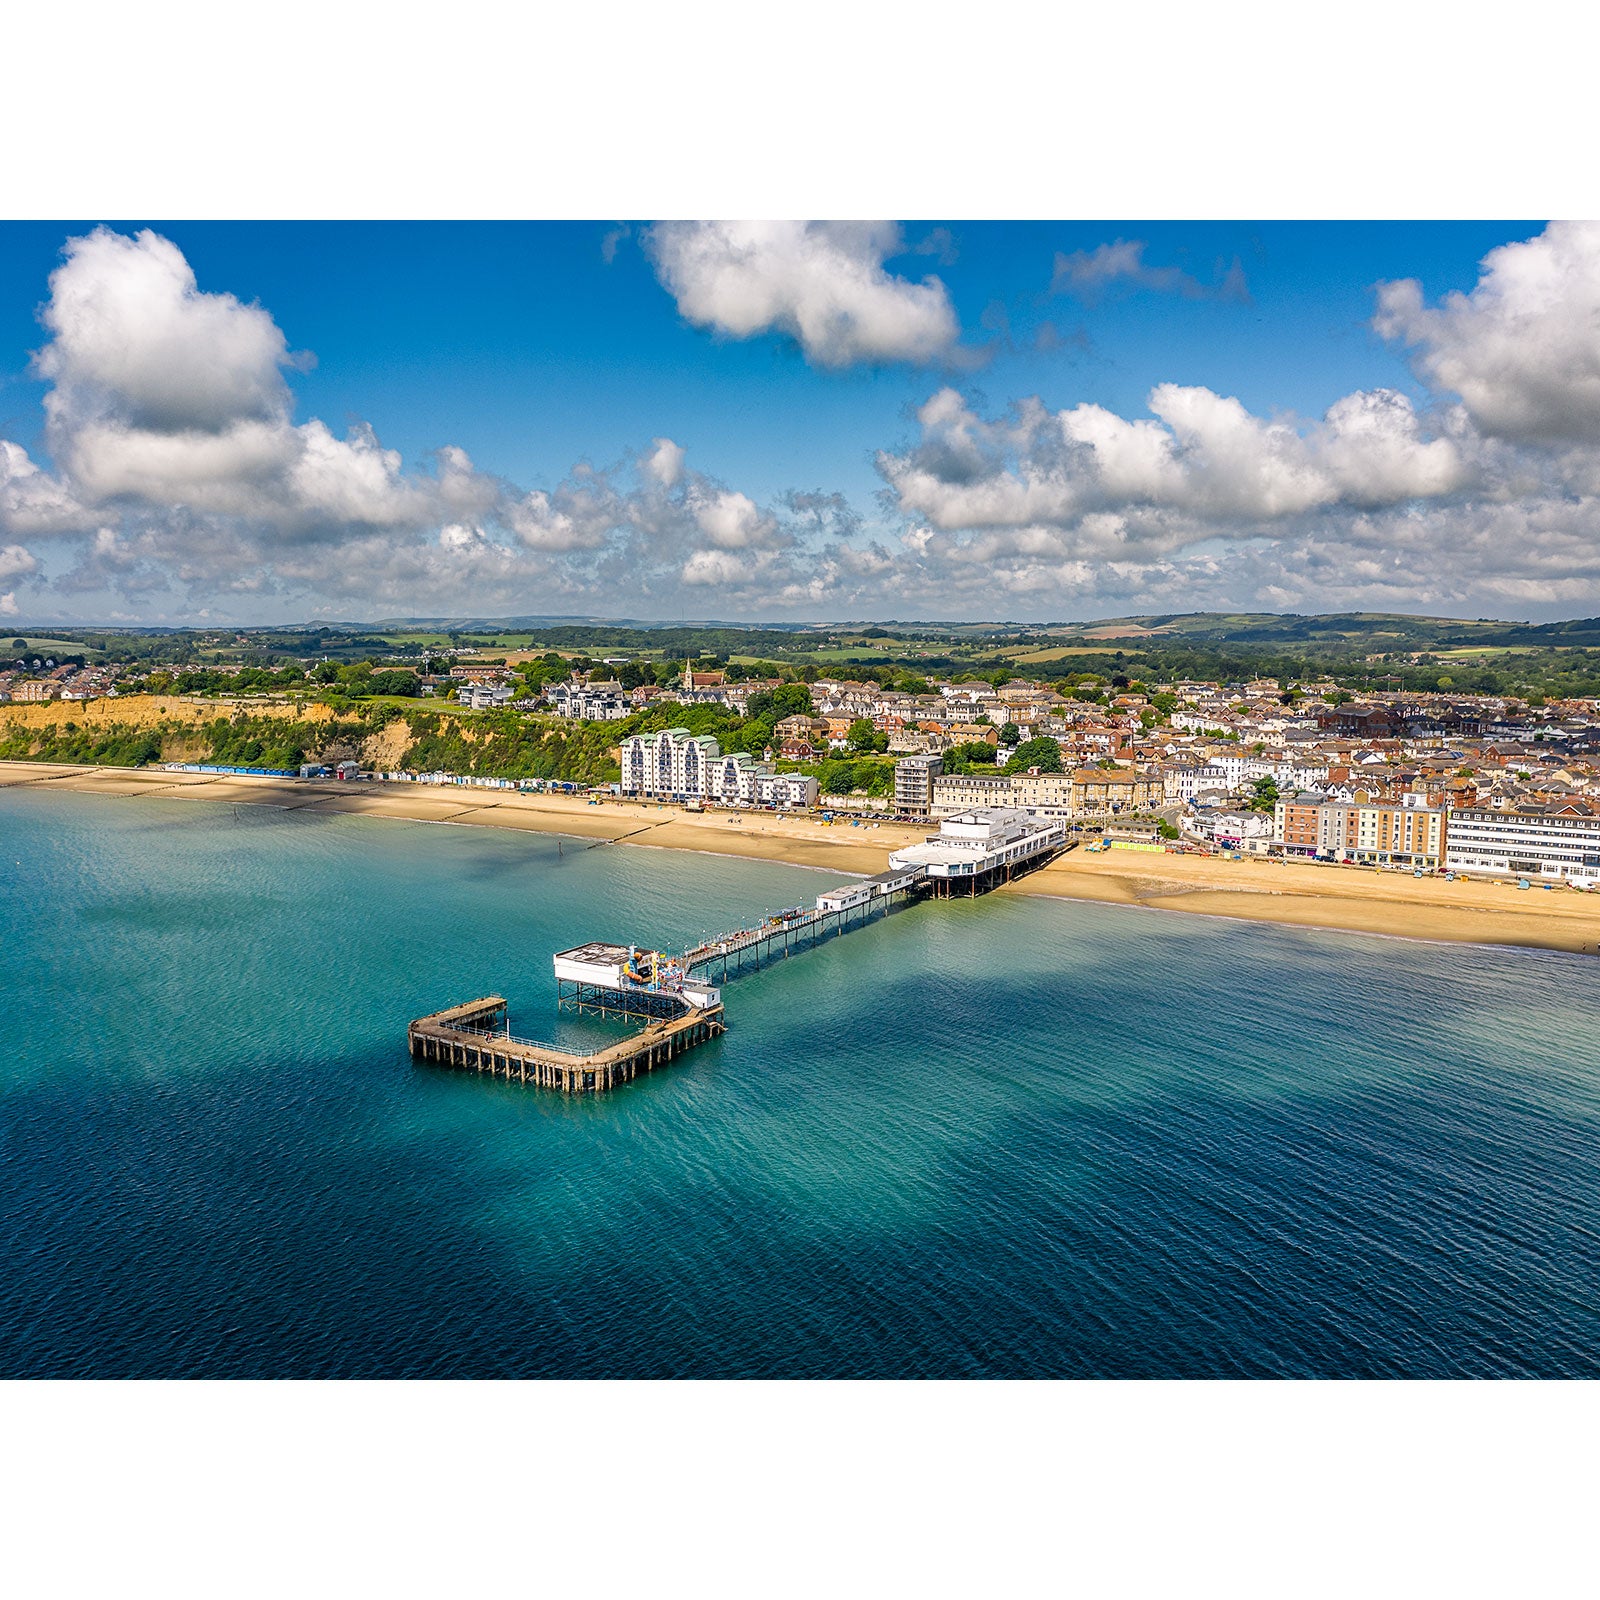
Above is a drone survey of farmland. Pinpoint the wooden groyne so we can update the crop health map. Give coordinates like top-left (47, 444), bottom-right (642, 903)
top-left (408, 995), bottom-right (725, 1093)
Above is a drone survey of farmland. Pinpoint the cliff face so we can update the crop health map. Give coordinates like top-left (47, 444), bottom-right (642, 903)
top-left (0, 695), bottom-right (623, 783)
top-left (0, 693), bottom-right (338, 735)
top-left (359, 717), bottom-right (415, 770)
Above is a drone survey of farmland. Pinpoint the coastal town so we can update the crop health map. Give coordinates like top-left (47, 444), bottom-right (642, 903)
top-left (4, 627), bottom-right (1600, 888)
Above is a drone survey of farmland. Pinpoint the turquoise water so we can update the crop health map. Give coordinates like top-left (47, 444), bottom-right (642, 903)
top-left (4, 784), bottom-right (1600, 1378)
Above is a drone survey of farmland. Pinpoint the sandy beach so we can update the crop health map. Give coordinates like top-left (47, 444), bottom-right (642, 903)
top-left (6, 758), bottom-right (1600, 955)
top-left (0, 760), bottom-right (918, 876)
top-left (1007, 845), bottom-right (1600, 956)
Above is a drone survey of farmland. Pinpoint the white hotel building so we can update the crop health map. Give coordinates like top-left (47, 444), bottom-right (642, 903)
top-left (619, 726), bottom-right (818, 808)
top-left (1444, 804), bottom-right (1600, 882)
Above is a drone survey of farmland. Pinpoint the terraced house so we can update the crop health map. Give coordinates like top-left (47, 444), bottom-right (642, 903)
top-left (1070, 767), bottom-right (1163, 816)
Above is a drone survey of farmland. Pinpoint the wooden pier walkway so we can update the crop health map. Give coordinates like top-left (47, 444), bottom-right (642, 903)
top-left (408, 995), bottom-right (725, 1093)
top-left (680, 875), bottom-right (922, 983)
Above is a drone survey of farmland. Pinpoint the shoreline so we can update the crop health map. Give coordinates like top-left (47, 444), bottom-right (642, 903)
top-left (6, 759), bottom-right (1600, 957)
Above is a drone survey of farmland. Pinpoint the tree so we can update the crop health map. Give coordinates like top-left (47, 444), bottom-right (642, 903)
top-left (1327, 689), bottom-right (1353, 706)
top-left (950, 740), bottom-right (997, 765)
top-left (370, 669), bottom-right (420, 697)
top-left (770, 682), bottom-right (814, 718)
top-left (999, 721), bottom-right (1023, 745)
top-left (846, 718), bottom-right (886, 753)
top-left (1149, 691), bottom-right (1177, 715)
top-left (1248, 776), bottom-right (1280, 812)
top-left (818, 758), bottom-right (857, 795)
top-left (10, 639), bottom-right (24, 651)
top-left (1005, 737), bottom-right (1063, 774)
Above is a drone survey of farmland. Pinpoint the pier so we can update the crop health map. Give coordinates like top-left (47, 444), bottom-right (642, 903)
top-left (408, 994), bottom-right (725, 1093)
top-left (406, 806), bottom-right (1066, 1095)
top-left (678, 866), bottom-right (924, 982)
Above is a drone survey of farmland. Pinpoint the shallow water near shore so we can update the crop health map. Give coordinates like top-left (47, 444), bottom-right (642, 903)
top-left (4, 783), bottom-right (1600, 1378)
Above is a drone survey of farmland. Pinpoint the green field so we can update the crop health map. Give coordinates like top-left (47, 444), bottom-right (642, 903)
top-left (6, 636), bottom-right (100, 657)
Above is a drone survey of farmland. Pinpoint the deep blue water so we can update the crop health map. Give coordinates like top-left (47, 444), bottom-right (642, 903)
top-left (3, 784), bottom-right (1600, 1378)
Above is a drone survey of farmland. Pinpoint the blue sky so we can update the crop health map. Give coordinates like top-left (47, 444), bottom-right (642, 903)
top-left (1, 219), bottom-right (1595, 625)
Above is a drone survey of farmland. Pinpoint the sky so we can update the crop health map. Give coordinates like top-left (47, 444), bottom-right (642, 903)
top-left (7, 217), bottom-right (1600, 627)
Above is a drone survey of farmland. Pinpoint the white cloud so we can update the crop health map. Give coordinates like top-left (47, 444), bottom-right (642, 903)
top-left (1375, 221), bottom-right (1600, 443)
top-left (11, 221), bottom-right (1600, 625)
top-left (0, 439), bottom-right (93, 538)
top-left (645, 221), bottom-right (960, 368)
top-left (21, 227), bottom-right (498, 545)
top-left (1315, 389), bottom-right (1471, 504)
top-left (681, 548), bottom-right (752, 586)
top-left (37, 228), bottom-right (294, 436)
top-left (690, 488), bottom-right (776, 549)
top-left (643, 437), bottom-right (685, 488)
top-left (0, 593), bottom-right (16, 616)
top-left (880, 381), bottom-right (1475, 543)
top-left (0, 544), bottom-right (39, 583)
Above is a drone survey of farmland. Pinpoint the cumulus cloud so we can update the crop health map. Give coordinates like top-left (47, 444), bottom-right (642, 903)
top-left (643, 436), bottom-right (685, 489)
top-left (1375, 221), bottom-right (1600, 443)
top-left (880, 382), bottom-right (1473, 543)
top-left (1051, 239), bottom-right (1250, 303)
top-left (859, 222), bottom-right (1600, 616)
top-left (22, 228), bottom-right (497, 545)
top-left (681, 547), bottom-right (754, 586)
top-left (37, 228), bottom-right (295, 436)
top-left (10, 220), bottom-right (1600, 625)
top-left (0, 544), bottom-right (39, 583)
top-left (645, 221), bottom-right (961, 368)
top-left (690, 488), bottom-right (778, 549)
top-left (0, 439), bottom-right (93, 537)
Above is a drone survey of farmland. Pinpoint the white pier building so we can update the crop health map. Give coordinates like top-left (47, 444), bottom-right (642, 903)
top-left (888, 808), bottom-right (1065, 892)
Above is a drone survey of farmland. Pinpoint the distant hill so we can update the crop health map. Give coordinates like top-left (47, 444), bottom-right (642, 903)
top-left (1043, 612), bottom-right (1600, 650)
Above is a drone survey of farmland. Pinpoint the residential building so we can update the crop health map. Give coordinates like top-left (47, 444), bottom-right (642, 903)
top-left (546, 681), bottom-right (631, 720)
top-left (931, 773), bottom-right (1013, 815)
top-left (1275, 799), bottom-right (1449, 866)
top-left (1009, 771), bottom-right (1076, 817)
top-left (758, 772), bottom-right (819, 808)
top-left (709, 752), bottom-right (767, 805)
top-left (1322, 801), bottom-right (1446, 865)
top-left (1445, 803), bottom-right (1600, 881)
top-left (619, 726), bottom-right (722, 800)
top-left (618, 726), bottom-right (817, 808)
top-left (1274, 796), bottom-right (1325, 857)
top-left (457, 682), bottom-right (513, 710)
top-left (894, 754), bottom-right (943, 816)
top-left (1070, 767), bottom-right (1163, 815)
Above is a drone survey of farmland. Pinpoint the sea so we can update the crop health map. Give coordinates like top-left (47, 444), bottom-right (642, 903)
top-left (3, 783), bottom-right (1600, 1379)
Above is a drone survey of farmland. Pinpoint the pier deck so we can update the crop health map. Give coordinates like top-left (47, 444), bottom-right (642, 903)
top-left (408, 995), bottom-right (725, 1093)
top-left (680, 873), bottom-right (923, 982)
